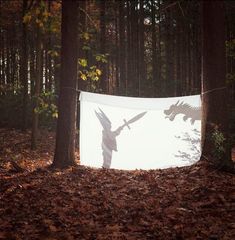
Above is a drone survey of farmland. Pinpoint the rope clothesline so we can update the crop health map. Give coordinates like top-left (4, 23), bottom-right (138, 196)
top-left (61, 86), bottom-right (227, 96)
top-left (62, 87), bottom-right (81, 93)
top-left (201, 86), bottom-right (227, 95)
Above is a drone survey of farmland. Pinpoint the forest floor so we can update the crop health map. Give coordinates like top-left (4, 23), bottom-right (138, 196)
top-left (0, 128), bottom-right (235, 240)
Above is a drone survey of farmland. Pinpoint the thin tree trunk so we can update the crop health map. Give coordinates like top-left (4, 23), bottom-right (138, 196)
top-left (78, 0), bottom-right (87, 92)
top-left (165, 5), bottom-right (174, 96)
top-left (31, 23), bottom-right (42, 149)
top-left (157, 0), bottom-right (162, 97)
top-left (138, 0), bottom-right (145, 96)
top-left (29, 40), bottom-right (36, 97)
top-left (126, 1), bottom-right (131, 94)
top-left (20, 0), bottom-right (28, 131)
top-left (0, 0), bottom-right (2, 94)
top-left (151, 0), bottom-right (158, 96)
top-left (114, 1), bottom-right (119, 94)
top-left (181, 22), bottom-right (186, 95)
top-left (99, 0), bottom-right (107, 93)
top-left (1, 31), bottom-right (6, 92)
top-left (176, 14), bottom-right (182, 96)
top-left (131, 1), bottom-right (138, 95)
top-left (118, 0), bottom-right (126, 94)
top-left (6, 35), bottom-right (10, 86)
top-left (46, 0), bottom-right (52, 92)
top-left (187, 25), bottom-right (192, 94)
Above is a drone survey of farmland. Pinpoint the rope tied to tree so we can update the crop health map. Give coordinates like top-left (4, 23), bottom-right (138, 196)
top-left (61, 87), bottom-right (81, 93)
top-left (201, 86), bottom-right (227, 95)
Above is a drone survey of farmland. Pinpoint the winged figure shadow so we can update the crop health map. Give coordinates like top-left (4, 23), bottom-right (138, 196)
top-left (95, 108), bottom-right (146, 169)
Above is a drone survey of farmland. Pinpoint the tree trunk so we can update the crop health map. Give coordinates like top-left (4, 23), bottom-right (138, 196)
top-left (157, 0), bottom-right (162, 97)
top-left (78, 0), bottom-right (87, 92)
top-left (99, 0), bottom-right (107, 93)
top-left (1, 30), bottom-right (6, 94)
top-left (0, 0), bottom-right (2, 94)
top-left (131, 1), bottom-right (138, 95)
top-left (165, 5), bottom-right (174, 96)
top-left (139, 0), bottom-right (144, 96)
top-left (53, 0), bottom-right (78, 168)
top-left (47, 0), bottom-right (52, 92)
top-left (6, 34), bottom-right (10, 86)
top-left (29, 40), bottom-right (36, 97)
top-left (20, 0), bottom-right (28, 131)
top-left (31, 23), bottom-right (42, 149)
top-left (118, 0), bottom-right (126, 95)
top-left (151, 0), bottom-right (158, 97)
top-left (181, 22), bottom-right (186, 95)
top-left (176, 10), bottom-right (182, 96)
top-left (201, 1), bottom-right (234, 171)
top-left (126, 1), bottom-right (132, 94)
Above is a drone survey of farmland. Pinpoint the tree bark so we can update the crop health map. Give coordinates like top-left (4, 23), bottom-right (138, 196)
top-left (126, 1), bottom-right (132, 94)
top-left (20, 0), bottom-right (28, 131)
top-left (201, 1), bottom-right (234, 171)
top-left (78, 0), bottom-right (87, 92)
top-left (53, 0), bottom-right (78, 168)
top-left (165, 4), bottom-right (174, 96)
top-left (151, 0), bottom-right (158, 97)
top-left (29, 39), bottom-right (36, 97)
top-left (176, 11), bottom-right (182, 96)
top-left (31, 22), bottom-right (42, 149)
top-left (131, 1), bottom-right (138, 95)
top-left (157, 0), bottom-right (162, 97)
top-left (118, 0), bottom-right (126, 94)
top-left (139, 0), bottom-right (145, 96)
top-left (99, 0), bottom-right (107, 93)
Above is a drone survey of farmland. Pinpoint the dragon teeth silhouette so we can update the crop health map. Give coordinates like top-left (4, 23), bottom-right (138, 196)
top-left (164, 100), bottom-right (201, 125)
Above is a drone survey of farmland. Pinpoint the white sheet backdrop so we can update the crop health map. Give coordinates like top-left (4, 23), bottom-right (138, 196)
top-left (79, 91), bottom-right (201, 170)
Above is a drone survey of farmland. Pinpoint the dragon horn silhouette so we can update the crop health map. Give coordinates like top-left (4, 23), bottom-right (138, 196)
top-left (175, 100), bottom-right (180, 106)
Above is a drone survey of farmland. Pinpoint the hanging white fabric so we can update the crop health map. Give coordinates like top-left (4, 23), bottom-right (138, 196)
top-left (79, 91), bottom-right (201, 170)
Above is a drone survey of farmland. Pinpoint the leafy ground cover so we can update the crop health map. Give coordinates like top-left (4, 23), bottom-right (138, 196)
top-left (0, 128), bottom-right (235, 239)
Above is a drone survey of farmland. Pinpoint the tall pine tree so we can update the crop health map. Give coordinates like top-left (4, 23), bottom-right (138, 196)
top-left (201, 1), bottom-right (234, 171)
top-left (53, 0), bottom-right (78, 168)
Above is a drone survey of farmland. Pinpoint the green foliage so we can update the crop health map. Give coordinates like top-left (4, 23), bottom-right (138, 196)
top-left (77, 47), bottom-right (107, 92)
top-left (23, 0), bottom-right (61, 35)
top-left (80, 32), bottom-right (91, 41)
top-left (211, 128), bottom-right (226, 160)
top-left (226, 39), bottom-right (235, 58)
top-left (78, 65), bottom-right (102, 82)
top-left (78, 58), bottom-right (88, 68)
top-left (95, 54), bottom-right (108, 63)
top-left (77, 27), bottom-right (108, 92)
top-left (34, 91), bottom-right (58, 129)
top-left (47, 49), bottom-right (59, 58)
top-left (82, 45), bottom-right (91, 51)
top-left (23, 1), bottom-right (48, 29)
top-left (0, 86), bottom-right (59, 129)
